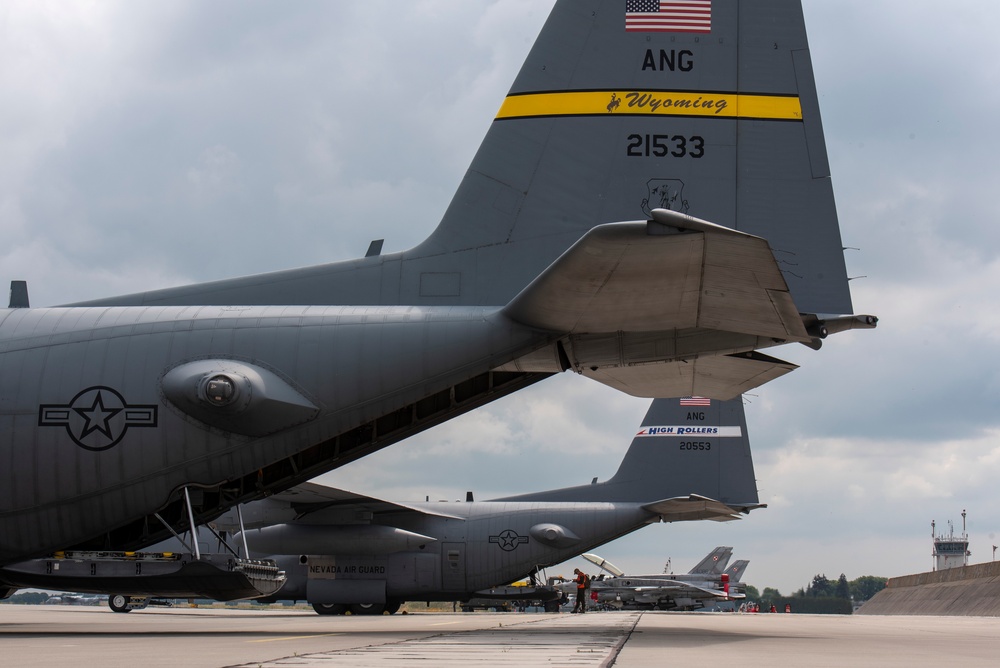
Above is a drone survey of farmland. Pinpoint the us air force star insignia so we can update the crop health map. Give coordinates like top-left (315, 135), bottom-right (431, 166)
top-left (489, 529), bottom-right (528, 552)
top-left (39, 386), bottom-right (158, 452)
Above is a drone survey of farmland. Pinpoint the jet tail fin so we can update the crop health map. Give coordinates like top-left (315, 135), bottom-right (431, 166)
top-left (688, 546), bottom-right (734, 576)
top-left (725, 559), bottom-right (751, 583)
top-left (493, 395), bottom-right (762, 512)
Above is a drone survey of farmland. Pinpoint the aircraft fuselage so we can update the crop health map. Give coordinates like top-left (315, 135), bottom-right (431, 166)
top-left (251, 501), bottom-right (656, 605)
top-left (0, 305), bottom-right (544, 565)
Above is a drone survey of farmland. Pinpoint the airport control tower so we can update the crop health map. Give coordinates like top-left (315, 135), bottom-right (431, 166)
top-left (931, 510), bottom-right (971, 571)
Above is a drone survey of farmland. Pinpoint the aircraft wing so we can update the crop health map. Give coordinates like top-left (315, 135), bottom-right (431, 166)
top-left (642, 494), bottom-right (766, 523)
top-left (648, 580), bottom-right (743, 600)
top-left (218, 481), bottom-right (466, 532)
top-left (602, 581), bottom-right (742, 601)
top-left (265, 482), bottom-right (466, 521)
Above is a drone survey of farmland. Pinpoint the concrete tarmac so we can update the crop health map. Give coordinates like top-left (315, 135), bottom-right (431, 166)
top-left (1, 605), bottom-right (998, 667)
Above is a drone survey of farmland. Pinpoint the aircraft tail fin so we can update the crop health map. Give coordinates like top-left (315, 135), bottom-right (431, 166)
top-left (688, 546), bottom-right (734, 576)
top-left (725, 559), bottom-right (751, 583)
top-left (493, 395), bottom-right (762, 515)
top-left (408, 0), bottom-right (853, 313)
top-left (74, 0), bottom-right (855, 321)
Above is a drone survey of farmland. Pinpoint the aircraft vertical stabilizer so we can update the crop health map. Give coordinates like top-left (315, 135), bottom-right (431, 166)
top-left (689, 546), bottom-right (734, 575)
top-left (71, 0), bottom-right (856, 319)
top-left (494, 395), bottom-right (761, 515)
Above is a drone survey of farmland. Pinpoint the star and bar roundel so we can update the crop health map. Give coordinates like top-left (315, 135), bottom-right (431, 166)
top-left (489, 529), bottom-right (529, 552)
top-left (38, 386), bottom-right (158, 452)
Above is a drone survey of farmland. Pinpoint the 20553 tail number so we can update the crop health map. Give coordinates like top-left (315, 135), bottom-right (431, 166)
top-left (626, 133), bottom-right (704, 158)
top-left (679, 441), bottom-right (711, 451)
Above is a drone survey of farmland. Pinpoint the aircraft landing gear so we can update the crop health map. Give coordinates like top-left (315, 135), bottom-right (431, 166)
top-left (350, 602), bottom-right (385, 615)
top-left (108, 594), bottom-right (149, 612)
top-left (108, 594), bottom-right (131, 613)
top-left (312, 601), bottom-right (401, 615)
top-left (312, 602), bottom-right (348, 615)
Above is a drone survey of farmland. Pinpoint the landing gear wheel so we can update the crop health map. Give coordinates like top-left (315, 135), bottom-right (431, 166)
top-left (544, 600), bottom-right (560, 613)
top-left (108, 594), bottom-right (131, 613)
top-left (312, 602), bottom-right (348, 615)
top-left (350, 602), bottom-right (385, 615)
top-left (384, 599), bottom-right (402, 615)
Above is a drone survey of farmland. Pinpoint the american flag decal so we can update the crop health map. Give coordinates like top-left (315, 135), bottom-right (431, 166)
top-left (625, 0), bottom-right (712, 33)
top-left (680, 396), bottom-right (712, 406)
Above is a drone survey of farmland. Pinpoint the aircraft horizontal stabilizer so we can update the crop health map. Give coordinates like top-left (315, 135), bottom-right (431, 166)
top-left (582, 350), bottom-right (798, 400)
top-left (503, 212), bottom-right (810, 341)
top-left (684, 583), bottom-right (743, 599)
top-left (643, 494), bottom-right (764, 523)
top-left (498, 211), bottom-right (814, 399)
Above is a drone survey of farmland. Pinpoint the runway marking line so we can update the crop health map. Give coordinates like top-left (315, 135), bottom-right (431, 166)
top-left (249, 633), bottom-right (341, 643)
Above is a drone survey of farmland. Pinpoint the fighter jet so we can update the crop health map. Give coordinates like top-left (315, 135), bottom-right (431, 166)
top-left (193, 395), bottom-right (761, 615)
top-left (585, 545), bottom-right (735, 579)
top-left (578, 549), bottom-right (753, 611)
top-left (0, 0), bottom-right (874, 566)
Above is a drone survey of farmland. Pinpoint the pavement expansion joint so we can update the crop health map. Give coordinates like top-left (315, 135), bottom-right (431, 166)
top-left (228, 612), bottom-right (642, 668)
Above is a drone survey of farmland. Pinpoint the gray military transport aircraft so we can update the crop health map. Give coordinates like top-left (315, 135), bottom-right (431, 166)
top-left (230, 396), bottom-right (762, 615)
top-left (0, 0), bottom-right (875, 569)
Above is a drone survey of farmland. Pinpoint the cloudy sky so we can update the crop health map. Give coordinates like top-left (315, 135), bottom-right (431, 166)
top-left (3, 1), bottom-right (999, 595)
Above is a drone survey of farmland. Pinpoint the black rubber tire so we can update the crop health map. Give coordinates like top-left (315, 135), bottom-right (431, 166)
top-left (311, 602), bottom-right (348, 615)
top-left (108, 594), bottom-right (131, 613)
top-left (350, 602), bottom-right (385, 615)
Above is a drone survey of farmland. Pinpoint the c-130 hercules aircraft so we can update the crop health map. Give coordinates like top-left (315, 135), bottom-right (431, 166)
top-left (0, 0), bottom-right (875, 566)
top-left (216, 396), bottom-right (762, 615)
